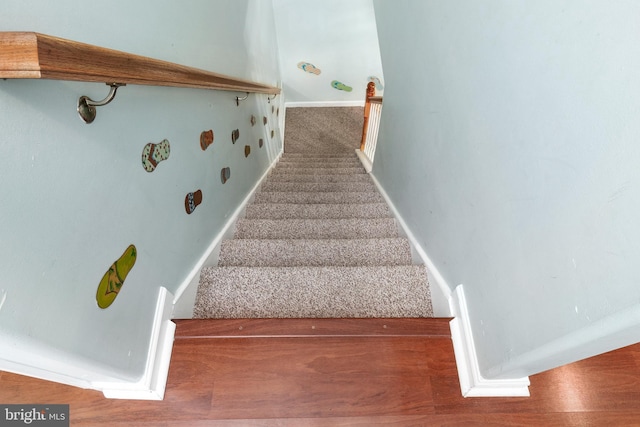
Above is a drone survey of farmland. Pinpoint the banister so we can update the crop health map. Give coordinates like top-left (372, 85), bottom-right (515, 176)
top-left (359, 82), bottom-right (383, 170)
top-left (0, 32), bottom-right (280, 93)
top-left (361, 82), bottom-right (379, 151)
top-left (0, 32), bottom-right (281, 122)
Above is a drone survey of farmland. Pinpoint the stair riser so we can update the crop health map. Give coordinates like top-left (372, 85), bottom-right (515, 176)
top-left (195, 266), bottom-right (433, 318)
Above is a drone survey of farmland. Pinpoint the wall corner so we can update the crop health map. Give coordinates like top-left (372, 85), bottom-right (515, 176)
top-left (449, 285), bottom-right (530, 397)
top-left (96, 287), bottom-right (176, 400)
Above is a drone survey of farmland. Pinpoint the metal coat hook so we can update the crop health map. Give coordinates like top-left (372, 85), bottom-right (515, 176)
top-left (267, 93), bottom-right (277, 103)
top-left (235, 92), bottom-right (249, 106)
top-left (78, 83), bottom-right (126, 124)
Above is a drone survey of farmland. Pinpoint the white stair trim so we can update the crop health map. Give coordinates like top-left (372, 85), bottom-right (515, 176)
top-left (355, 149), bottom-right (373, 173)
top-left (449, 285), bottom-right (530, 397)
top-left (94, 287), bottom-right (176, 400)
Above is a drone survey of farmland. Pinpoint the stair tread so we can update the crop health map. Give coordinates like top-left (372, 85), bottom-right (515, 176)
top-left (195, 265), bottom-right (433, 318)
top-left (282, 152), bottom-right (355, 157)
top-left (266, 173), bottom-right (372, 183)
top-left (260, 182), bottom-right (377, 193)
top-left (253, 191), bottom-right (384, 204)
top-left (269, 167), bottom-right (367, 175)
top-left (278, 157), bottom-right (360, 163)
top-left (282, 152), bottom-right (355, 158)
top-left (279, 156), bottom-right (359, 160)
top-left (235, 217), bottom-right (398, 239)
top-left (277, 162), bottom-right (364, 169)
top-left (218, 238), bottom-right (413, 267)
top-left (245, 202), bottom-right (392, 219)
top-left (278, 160), bottom-right (359, 165)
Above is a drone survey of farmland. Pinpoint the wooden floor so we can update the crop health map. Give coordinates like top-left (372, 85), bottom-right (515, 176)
top-left (1, 318), bottom-right (640, 426)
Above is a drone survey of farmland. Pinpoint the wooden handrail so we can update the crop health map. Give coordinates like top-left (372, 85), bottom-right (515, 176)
top-left (0, 32), bottom-right (280, 94)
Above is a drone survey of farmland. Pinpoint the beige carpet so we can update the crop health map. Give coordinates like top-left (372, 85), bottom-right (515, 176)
top-left (193, 107), bottom-right (433, 318)
top-left (283, 107), bottom-right (364, 154)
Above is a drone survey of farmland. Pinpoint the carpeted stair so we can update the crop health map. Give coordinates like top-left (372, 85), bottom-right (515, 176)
top-left (193, 108), bottom-right (433, 318)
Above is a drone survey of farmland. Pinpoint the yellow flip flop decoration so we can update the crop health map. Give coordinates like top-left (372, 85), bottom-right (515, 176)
top-left (96, 245), bottom-right (137, 309)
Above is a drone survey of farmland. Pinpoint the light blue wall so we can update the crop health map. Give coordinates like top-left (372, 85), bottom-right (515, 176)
top-left (273, 0), bottom-right (383, 103)
top-left (373, 0), bottom-right (640, 379)
top-left (0, 0), bottom-right (282, 381)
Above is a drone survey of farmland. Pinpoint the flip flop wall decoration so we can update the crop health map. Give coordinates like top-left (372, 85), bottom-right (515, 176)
top-left (297, 61), bottom-right (321, 75)
top-left (221, 167), bottom-right (231, 184)
top-left (200, 130), bottom-right (214, 151)
top-left (185, 190), bottom-right (203, 214)
top-left (141, 139), bottom-right (170, 172)
top-left (331, 80), bottom-right (352, 92)
top-left (96, 244), bottom-right (137, 309)
top-left (368, 76), bottom-right (384, 91)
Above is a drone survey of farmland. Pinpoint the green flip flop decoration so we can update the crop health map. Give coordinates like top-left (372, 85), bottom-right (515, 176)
top-left (331, 80), bottom-right (352, 92)
top-left (96, 245), bottom-right (137, 309)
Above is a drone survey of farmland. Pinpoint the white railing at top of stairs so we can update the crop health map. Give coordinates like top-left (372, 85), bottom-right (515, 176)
top-left (360, 82), bottom-right (383, 169)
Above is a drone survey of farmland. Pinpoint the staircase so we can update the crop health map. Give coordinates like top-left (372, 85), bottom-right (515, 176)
top-left (193, 147), bottom-right (433, 318)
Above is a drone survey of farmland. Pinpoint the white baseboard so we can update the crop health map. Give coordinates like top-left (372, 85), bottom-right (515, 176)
top-left (172, 150), bottom-right (283, 305)
top-left (354, 149), bottom-right (373, 173)
top-left (449, 285), bottom-right (530, 397)
top-left (285, 101), bottom-right (365, 108)
top-left (96, 287), bottom-right (176, 400)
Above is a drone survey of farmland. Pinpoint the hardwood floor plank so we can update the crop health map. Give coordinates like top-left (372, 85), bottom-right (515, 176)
top-left (210, 375), bottom-right (432, 419)
top-left (174, 318), bottom-right (453, 338)
top-left (172, 337), bottom-right (437, 378)
top-left (433, 343), bottom-right (640, 416)
top-left (78, 411), bottom-right (640, 427)
top-left (177, 337), bottom-right (435, 419)
top-left (528, 346), bottom-right (640, 413)
top-left (421, 337), bottom-right (459, 376)
top-left (0, 335), bottom-right (639, 426)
